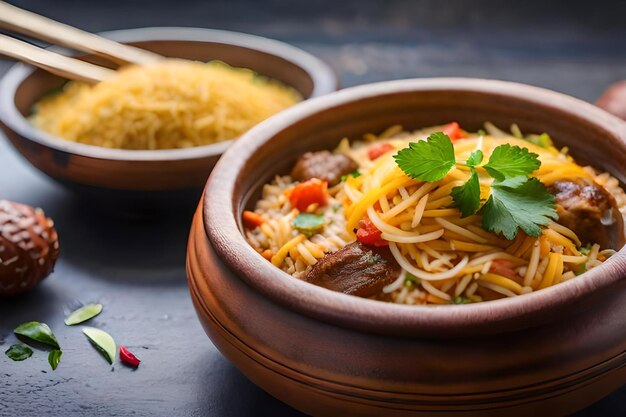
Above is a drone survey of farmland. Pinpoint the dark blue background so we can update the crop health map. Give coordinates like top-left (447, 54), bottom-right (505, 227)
top-left (1, 1), bottom-right (625, 416)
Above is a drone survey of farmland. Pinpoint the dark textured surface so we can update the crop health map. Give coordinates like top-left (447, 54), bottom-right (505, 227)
top-left (0, 1), bottom-right (625, 416)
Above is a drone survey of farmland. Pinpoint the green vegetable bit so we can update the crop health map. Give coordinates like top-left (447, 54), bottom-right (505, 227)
top-left (48, 350), bottom-right (62, 370)
top-left (14, 321), bottom-right (60, 349)
top-left (5, 344), bottom-right (33, 361)
top-left (404, 272), bottom-right (421, 288)
top-left (452, 296), bottom-right (470, 305)
top-left (340, 170), bottom-right (361, 182)
top-left (525, 132), bottom-right (553, 148)
top-left (83, 327), bottom-right (116, 365)
top-left (292, 213), bottom-right (325, 237)
top-left (65, 304), bottom-right (103, 326)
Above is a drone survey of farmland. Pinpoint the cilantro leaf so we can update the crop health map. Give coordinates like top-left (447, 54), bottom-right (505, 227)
top-left (394, 132), bottom-right (455, 181)
top-left (466, 150), bottom-right (483, 167)
top-left (451, 167), bottom-right (480, 217)
top-left (482, 178), bottom-right (557, 239)
top-left (483, 144), bottom-right (540, 181)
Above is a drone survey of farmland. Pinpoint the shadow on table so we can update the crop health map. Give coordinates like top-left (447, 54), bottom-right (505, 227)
top-left (195, 353), bottom-right (306, 417)
top-left (33, 190), bottom-right (199, 287)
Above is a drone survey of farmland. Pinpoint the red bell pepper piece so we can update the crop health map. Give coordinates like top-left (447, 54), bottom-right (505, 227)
top-left (356, 219), bottom-right (388, 247)
top-left (442, 122), bottom-right (467, 141)
top-left (289, 178), bottom-right (329, 212)
top-left (367, 143), bottom-right (395, 160)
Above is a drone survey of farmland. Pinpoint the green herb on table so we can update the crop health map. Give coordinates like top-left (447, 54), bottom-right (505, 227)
top-left (83, 327), bottom-right (116, 365)
top-left (48, 349), bottom-right (62, 370)
top-left (292, 213), bottom-right (325, 236)
top-left (65, 304), bottom-right (103, 326)
top-left (394, 132), bottom-right (557, 239)
top-left (14, 321), bottom-right (60, 349)
top-left (5, 344), bottom-right (33, 361)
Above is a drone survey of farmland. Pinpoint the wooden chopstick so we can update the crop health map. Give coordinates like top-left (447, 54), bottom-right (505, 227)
top-left (0, 1), bottom-right (162, 66)
top-left (0, 34), bottom-right (116, 83)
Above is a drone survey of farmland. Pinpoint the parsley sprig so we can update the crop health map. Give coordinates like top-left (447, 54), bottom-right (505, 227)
top-left (393, 132), bottom-right (557, 239)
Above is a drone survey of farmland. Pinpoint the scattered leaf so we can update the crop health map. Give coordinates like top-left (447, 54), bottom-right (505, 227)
top-left (466, 149), bottom-right (484, 167)
top-left (5, 344), bottom-right (33, 361)
top-left (65, 304), bottom-right (103, 326)
top-left (83, 327), bottom-right (116, 365)
top-left (48, 350), bottom-right (62, 370)
top-left (14, 322), bottom-right (60, 349)
top-left (483, 144), bottom-right (540, 181)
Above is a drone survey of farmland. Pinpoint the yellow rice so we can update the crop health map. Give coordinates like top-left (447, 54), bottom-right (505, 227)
top-left (30, 60), bottom-right (301, 150)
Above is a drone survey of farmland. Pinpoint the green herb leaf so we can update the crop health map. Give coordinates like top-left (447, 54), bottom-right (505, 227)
top-left (5, 344), bottom-right (33, 361)
top-left (83, 327), bottom-right (116, 365)
top-left (48, 350), bottom-right (62, 370)
top-left (292, 213), bottom-right (325, 237)
top-left (482, 178), bottom-right (557, 239)
top-left (466, 150), bottom-right (484, 167)
top-left (451, 168), bottom-right (481, 217)
top-left (14, 322), bottom-right (60, 349)
top-left (65, 304), bottom-right (103, 326)
top-left (394, 132), bottom-right (455, 181)
top-left (483, 144), bottom-right (541, 181)
top-left (579, 243), bottom-right (592, 255)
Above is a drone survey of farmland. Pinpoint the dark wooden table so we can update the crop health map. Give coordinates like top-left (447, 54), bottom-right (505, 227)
top-left (1, 1), bottom-right (625, 416)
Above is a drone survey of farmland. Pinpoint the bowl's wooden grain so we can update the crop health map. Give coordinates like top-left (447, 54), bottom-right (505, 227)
top-left (187, 78), bottom-right (626, 416)
top-left (0, 27), bottom-right (337, 208)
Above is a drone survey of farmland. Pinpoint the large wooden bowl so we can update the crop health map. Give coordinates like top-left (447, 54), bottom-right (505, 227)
top-left (186, 78), bottom-right (626, 416)
top-left (0, 27), bottom-right (337, 208)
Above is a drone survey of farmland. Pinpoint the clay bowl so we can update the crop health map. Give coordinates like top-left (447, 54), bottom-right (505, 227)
top-left (187, 78), bottom-right (626, 416)
top-left (0, 27), bottom-right (337, 209)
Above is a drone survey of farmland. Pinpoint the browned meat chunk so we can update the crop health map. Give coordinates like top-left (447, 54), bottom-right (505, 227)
top-left (549, 178), bottom-right (619, 247)
top-left (303, 241), bottom-right (401, 297)
top-left (291, 151), bottom-right (357, 186)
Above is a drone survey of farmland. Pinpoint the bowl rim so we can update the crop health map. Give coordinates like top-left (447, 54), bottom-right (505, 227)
top-left (0, 26), bottom-right (337, 162)
top-left (203, 77), bottom-right (626, 333)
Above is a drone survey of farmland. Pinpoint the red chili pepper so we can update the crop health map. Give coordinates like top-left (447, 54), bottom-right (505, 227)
top-left (288, 178), bottom-right (329, 212)
top-left (442, 122), bottom-right (467, 141)
top-left (119, 345), bottom-right (141, 368)
top-left (356, 219), bottom-right (388, 247)
top-left (489, 260), bottom-right (518, 280)
top-left (367, 143), bottom-right (395, 160)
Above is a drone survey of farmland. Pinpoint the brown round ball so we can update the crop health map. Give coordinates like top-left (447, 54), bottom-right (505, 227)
top-left (0, 200), bottom-right (59, 296)
top-left (596, 80), bottom-right (626, 121)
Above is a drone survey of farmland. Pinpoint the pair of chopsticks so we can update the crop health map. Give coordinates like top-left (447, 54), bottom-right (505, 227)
top-left (0, 1), bottom-right (162, 83)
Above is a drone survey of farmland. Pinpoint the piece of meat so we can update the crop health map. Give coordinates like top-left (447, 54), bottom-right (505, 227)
top-left (549, 178), bottom-right (619, 247)
top-left (303, 241), bottom-right (401, 298)
top-left (291, 151), bottom-right (357, 186)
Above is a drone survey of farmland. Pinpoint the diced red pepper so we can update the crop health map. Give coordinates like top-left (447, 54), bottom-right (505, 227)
top-left (356, 219), bottom-right (388, 247)
top-left (289, 178), bottom-right (329, 212)
top-left (119, 345), bottom-right (141, 368)
top-left (367, 143), bottom-right (395, 160)
top-left (442, 122), bottom-right (467, 141)
top-left (489, 260), bottom-right (518, 280)
top-left (243, 210), bottom-right (264, 229)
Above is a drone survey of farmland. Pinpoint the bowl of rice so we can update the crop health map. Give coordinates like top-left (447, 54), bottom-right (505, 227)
top-left (0, 27), bottom-right (337, 207)
top-left (186, 78), bottom-right (626, 416)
